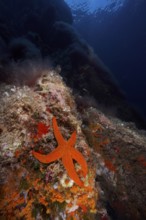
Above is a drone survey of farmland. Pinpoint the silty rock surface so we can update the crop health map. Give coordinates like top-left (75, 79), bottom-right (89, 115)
top-left (0, 70), bottom-right (101, 220)
top-left (80, 105), bottom-right (146, 220)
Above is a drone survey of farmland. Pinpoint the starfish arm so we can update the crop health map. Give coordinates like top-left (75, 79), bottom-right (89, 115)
top-left (68, 131), bottom-right (76, 147)
top-left (52, 117), bottom-right (66, 145)
top-left (62, 153), bottom-right (84, 187)
top-left (71, 148), bottom-right (88, 177)
top-left (32, 147), bottom-right (63, 164)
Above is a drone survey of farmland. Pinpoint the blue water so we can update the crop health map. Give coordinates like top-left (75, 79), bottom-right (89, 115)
top-left (65, 0), bottom-right (126, 14)
top-left (65, 0), bottom-right (146, 120)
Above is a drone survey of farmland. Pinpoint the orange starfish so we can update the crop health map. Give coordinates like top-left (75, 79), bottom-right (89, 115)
top-left (32, 117), bottom-right (88, 187)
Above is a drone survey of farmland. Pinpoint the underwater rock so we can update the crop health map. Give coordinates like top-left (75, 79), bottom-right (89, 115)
top-left (9, 37), bottom-right (41, 61)
top-left (0, 59), bottom-right (51, 86)
top-left (79, 104), bottom-right (146, 220)
top-left (50, 21), bottom-right (80, 49)
top-left (0, 61), bottom-right (146, 220)
top-left (41, 0), bottom-right (73, 26)
top-left (0, 36), bottom-right (8, 63)
top-left (51, 35), bottom-right (146, 129)
top-left (0, 0), bottom-right (72, 38)
top-left (0, 0), bottom-right (145, 129)
top-left (0, 1), bottom-right (146, 219)
top-left (0, 21), bottom-right (11, 42)
top-left (0, 68), bottom-right (101, 219)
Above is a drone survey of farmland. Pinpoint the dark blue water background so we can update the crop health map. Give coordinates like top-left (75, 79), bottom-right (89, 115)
top-left (65, 0), bottom-right (146, 120)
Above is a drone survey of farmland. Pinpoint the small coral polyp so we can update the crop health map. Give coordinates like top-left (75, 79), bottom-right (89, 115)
top-left (60, 173), bottom-right (74, 188)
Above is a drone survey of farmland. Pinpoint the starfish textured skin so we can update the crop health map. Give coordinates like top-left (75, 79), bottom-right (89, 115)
top-left (32, 117), bottom-right (88, 187)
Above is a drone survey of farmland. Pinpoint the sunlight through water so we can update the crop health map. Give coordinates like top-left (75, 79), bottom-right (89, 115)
top-left (65, 0), bottom-right (126, 14)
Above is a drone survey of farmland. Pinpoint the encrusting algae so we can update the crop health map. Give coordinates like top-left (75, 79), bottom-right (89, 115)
top-left (0, 70), bottom-right (98, 219)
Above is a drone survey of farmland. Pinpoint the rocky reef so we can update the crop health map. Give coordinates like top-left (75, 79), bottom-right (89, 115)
top-left (0, 70), bottom-right (99, 219)
top-left (0, 0), bottom-right (146, 219)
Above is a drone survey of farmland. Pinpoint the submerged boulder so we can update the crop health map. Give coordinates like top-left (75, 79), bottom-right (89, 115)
top-left (0, 67), bottom-right (100, 219)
